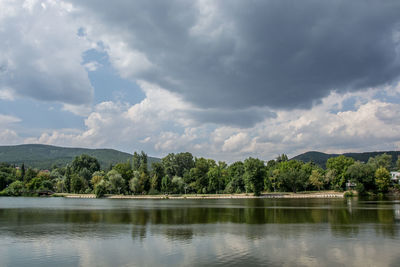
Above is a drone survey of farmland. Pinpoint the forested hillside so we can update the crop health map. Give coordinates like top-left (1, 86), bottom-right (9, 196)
top-left (292, 151), bottom-right (400, 169)
top-left (0, 144), bottom-right (159, 169)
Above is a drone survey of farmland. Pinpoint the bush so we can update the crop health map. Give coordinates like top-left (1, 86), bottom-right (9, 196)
top-left (344, 191), bottom-right (354, 197)
top-left (356, 183), bottom-right (365, 195)
top-left (224, 182), bottom-right (234, 194)
top-left (84, 188), bottom-right (93, 194)
top-left (94, 180), bottom-right (108, 198)
top-left (375, 167), bottom-right (391, 193)
top-left (148, 188), bottom-right (159, 195)
top-left (2, 181), bottom-right (25, 196)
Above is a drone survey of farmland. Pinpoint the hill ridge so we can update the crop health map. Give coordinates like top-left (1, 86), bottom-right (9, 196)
top-left (292, 150), bottom-right (400, 168)
top-left (0, 144), bottom-right (160, 170)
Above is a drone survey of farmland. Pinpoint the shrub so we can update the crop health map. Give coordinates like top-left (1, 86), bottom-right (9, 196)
top-left (94, 180), bottom-right (108, 198)
top-left (1, 181), bottom-right (25, 196)
top-left (344, 191), bottom-right (354, 197)
top-left (148, 188), bottom-right (159, 195)
top-left (355, 183), bottom-right (365, 195)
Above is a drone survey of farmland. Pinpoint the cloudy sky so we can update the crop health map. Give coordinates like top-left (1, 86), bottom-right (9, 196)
top-left (1, 0), bottom-right (400, 162)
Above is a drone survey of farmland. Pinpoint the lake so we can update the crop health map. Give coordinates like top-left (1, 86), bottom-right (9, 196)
top-left (1, 197), bottom-right (400, 266)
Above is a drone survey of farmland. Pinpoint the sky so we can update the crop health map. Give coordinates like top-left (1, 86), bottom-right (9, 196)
top-left (1, 0), bottom-right (400, 162)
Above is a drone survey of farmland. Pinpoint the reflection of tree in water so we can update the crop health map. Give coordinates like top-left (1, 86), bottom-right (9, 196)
top-left (394, 204), bottom-right (400, 221)
top-left (131, 223), bottom-right (194, 242)
top-left (329, 200), bottom-right (397, 238)
top-left (131, 225), bottom-right (147, 241)
top-left (0, 199), bottom-right (398, 239)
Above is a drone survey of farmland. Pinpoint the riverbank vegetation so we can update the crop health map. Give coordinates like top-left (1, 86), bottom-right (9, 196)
top-left (0, 151), bottom-right (399, 198)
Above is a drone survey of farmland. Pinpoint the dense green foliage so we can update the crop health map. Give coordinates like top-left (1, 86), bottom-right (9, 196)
top-left (1, 150), bottom-right (399, 197)
top-left (0, 144), bottom-right (160, 170)
top-left (293, 151), bottom-right (400, 169)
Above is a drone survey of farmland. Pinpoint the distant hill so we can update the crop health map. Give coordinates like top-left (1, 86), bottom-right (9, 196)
top-left (292, 151), bottom-right (400, 168)
top-left (0, 144), bottom-right (160, 170)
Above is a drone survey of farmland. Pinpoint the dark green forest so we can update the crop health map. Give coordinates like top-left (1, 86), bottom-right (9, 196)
top-left (292, 151), bottom-right (400, 168)
top-left (1, 149), bottom-right (399, 197)
top-left (0, 144), bottom-right (159, 169)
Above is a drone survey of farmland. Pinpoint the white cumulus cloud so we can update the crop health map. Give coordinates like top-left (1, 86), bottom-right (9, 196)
top-left (0, 0), bottom-right (94, 105)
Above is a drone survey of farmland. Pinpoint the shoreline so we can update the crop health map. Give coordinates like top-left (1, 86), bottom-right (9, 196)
top-left (55, 191), bottom-right (345, 199)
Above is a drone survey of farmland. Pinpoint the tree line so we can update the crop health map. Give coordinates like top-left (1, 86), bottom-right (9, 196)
top-left (1, 151), bottom-right (399, 197)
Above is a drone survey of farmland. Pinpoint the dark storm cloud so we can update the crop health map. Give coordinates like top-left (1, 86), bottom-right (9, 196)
top-left (187, 108), bottom-right (276, 128)
top-left (72, 0), bottom-right (400, 110)
top-left (1, 61), bottom-right (93, 105)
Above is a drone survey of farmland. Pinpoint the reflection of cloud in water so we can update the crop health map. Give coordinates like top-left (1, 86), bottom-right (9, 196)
top-left (126, 223), bottom-right (400, 266)
top-left (4, 226), bottom-right (399, 267)
top-left (1, 198), bottom-right (400, 266)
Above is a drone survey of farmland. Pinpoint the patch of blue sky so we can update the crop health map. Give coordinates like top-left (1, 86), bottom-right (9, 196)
top-left (0, 47), bottom-right (146, 139)
top-left (339, 97), bottom-right (358, 112)
top-left (0, 98), bottom-right (84, 132)
top-left (328, 96), bottom-right (365, 114)
top-left (373, 87), bottom-right (400, 104)
top-left (82, 48), bottom-right (145, 105)
top-left (77, 27), bottom-right (85, 37)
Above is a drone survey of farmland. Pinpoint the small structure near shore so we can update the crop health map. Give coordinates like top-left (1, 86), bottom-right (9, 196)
top-left (391, 172), bottom-right (400, 184)
top-left (346, 181), bottom-right (357, 190)
top-left (37, 190), bottom-right (54, 196)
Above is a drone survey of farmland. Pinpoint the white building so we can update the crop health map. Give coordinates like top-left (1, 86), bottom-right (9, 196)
top-left (391, 172), bottom-right (400, 184)
top-left (346, 181), bottom-right (357, 190)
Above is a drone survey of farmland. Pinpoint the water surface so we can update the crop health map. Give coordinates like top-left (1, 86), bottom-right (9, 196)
top-left (1, 197), bottom-right (400, 266)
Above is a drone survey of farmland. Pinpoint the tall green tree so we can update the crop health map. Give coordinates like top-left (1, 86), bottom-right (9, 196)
top-left (24, 168), bottom-right (38, 184)
top-left (150, 162), bottom-right (164, 191)
top-left (346, 161), bottom-right (375, 192)
top-left (277, 160), bottom-right (303, 193)
top-left (70, 174), bottom-right (87, 193)
top-left (162, 152), bottom-right (195, 179)
top-left (162, 153), bottom-right (177, 178)
top-left (309, 170), bottom-right (323, 191)
top-left (113, 162), bottom-right (133, 183)
top-left (299, 162), bottom-right (314, 191)
top-left (171, 176), bottom-right (185, 194)
top-left (139, 171), bottom-right (150, 193)
top-left (175, 152), bottom-right (195, 177)
top-left (368, 153), bottom-right (392, 171)
top-left (243, 157), bottom-right (265, 196)
top-left (207, 166), bottom-right (223, 194)
top-left (375, 167), bottom-right (391, 193)
top-left (21, 163), bottom-right (25, 181)
top-left (132, 151), bottom-right (148, 172)
top-left (161, 175), bottom-right (171, 193)
top-left (129, 177), bottom-right (141, 194)
top-left (326, 155), bottom-right (355, 190)
top-left (71, 154), bottom-right (100, 174)
top-left (190, 157), bottom-right (214, 193)
top-left (139, 151), bottom-right (148, 174)
top-left (276, 154), bottom-right (288, 163)
top-left (226, 161), bottom-right (245, 193)
top-left (132, 152), bottom-right (141, 171)
top-left (94, 180), bottom-right (109, 198)
top-left (108, 170), bottom-right (126, 194)
top-left (397, 156), bottom-right (400, 171)
top-left (91, 171), bottom-right (105, 187)
top-left (269, 169), bottom-right (281, 192)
